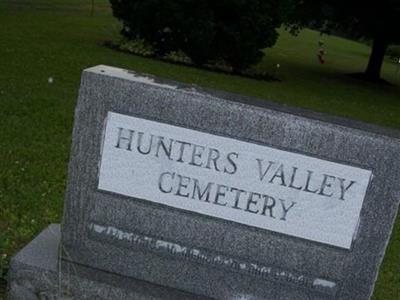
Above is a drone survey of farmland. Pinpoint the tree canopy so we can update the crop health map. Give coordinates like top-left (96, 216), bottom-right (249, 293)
top-left (110, 0), bottom-right (293, 72)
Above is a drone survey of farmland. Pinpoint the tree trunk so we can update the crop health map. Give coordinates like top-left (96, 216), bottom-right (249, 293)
top-left (365, 36), bottom-right (388, 80)
top-left (90, 0), bottom-right (94, 16)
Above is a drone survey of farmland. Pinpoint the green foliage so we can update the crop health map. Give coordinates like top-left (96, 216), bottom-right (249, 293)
top-left (163, 50), bottom-right (192, 65)
top-left (387, 45), bottom-right (400, 59)
top-left (109, 0), bottom-right (293, 72)
top-left (119, 38), bottom-right (154, 57)
top-left (289, 1), bottom-right (400, 42)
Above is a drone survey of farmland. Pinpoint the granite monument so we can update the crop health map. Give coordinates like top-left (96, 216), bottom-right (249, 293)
top-left (8, 65), bottom-right (400, 299)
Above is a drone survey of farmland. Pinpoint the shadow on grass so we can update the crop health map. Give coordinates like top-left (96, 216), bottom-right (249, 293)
top-left (103, 41), bottom-right (281, 82)
top-left (348, 73), bottom-right (397, 86)
top-left (279, 57), bottom-right (399, 90)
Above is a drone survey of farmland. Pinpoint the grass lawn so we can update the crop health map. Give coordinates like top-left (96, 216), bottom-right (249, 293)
top-left (0, 1), bottom-right (399, 299)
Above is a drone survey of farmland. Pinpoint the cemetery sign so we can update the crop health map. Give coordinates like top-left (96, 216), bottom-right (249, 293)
top-left (8, 65), bottom-right (400, 300)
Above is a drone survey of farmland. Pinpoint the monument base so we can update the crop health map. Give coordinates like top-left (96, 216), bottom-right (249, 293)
top-left (7, 224), bottom-right (209, 300)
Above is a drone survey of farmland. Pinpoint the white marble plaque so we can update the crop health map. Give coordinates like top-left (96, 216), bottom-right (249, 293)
top-left (98, 112), bottom-right (372, 249)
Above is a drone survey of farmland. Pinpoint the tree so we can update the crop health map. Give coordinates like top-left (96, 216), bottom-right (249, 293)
top-left (288, 1), bottom-right (400, 81)
top-left (110, 0), bottom-right (293, 72)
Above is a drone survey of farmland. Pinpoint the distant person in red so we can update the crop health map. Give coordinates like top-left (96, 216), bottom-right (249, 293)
top-left (317, 39), bottom-right (326, 64)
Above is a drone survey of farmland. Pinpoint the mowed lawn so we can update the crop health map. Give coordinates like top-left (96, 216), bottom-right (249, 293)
top-left (0, 1), bottom-right (399, 299)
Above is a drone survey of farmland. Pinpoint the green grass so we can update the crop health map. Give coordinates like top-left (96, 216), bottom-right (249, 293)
top-left (0, 1), bottom-right (399, 299)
